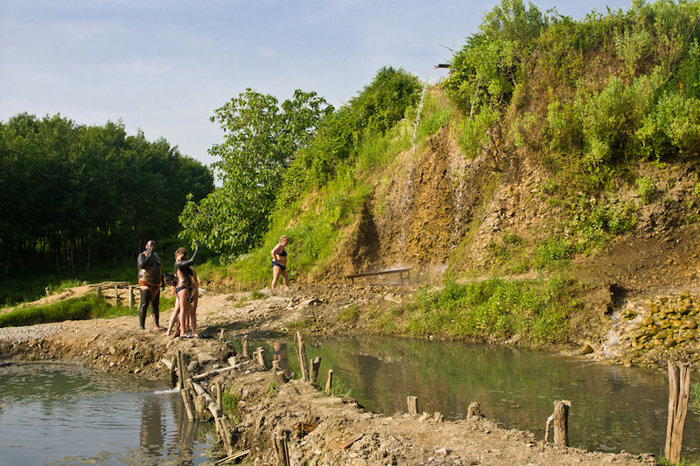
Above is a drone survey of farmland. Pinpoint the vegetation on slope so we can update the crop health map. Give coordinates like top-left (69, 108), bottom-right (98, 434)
top-left (445, 0), bottom-right (699, 265)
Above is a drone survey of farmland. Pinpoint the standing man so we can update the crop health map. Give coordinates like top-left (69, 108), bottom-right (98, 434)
top-left (137, 240), bottom-right (165, 330)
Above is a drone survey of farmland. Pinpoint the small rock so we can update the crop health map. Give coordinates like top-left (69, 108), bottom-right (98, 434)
top-left (579, 343), bottom-right (594, 355)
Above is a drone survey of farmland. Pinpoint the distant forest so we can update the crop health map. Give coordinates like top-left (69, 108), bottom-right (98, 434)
top-left (0, 113), bottom-right (214, 280)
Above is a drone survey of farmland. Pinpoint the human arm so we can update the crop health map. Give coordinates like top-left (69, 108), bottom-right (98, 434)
top-left (271, 244), bottom-right (281, 261)
top-left (176, 244), bottom-right (200, 269)
top-left (137, 251), bottom-right (156, 269)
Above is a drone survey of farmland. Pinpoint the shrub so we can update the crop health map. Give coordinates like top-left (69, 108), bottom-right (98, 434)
top-left (635, 176), bottom-right (656, 204)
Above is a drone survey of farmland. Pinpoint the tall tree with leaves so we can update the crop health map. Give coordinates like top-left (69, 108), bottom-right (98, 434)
top-left (179, 89), bottom-right (333, 259)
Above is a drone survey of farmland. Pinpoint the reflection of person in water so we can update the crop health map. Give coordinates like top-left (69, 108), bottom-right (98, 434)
top-left (139, 395), bottom-right (164, 456)
top-left (273, 341), bottom-right (290, 376)
top-left (166, 392), bottom-right (198, 463)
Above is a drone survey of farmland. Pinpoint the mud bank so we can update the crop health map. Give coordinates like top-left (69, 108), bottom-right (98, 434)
top-left (201, 361), bottom-right (656, 465)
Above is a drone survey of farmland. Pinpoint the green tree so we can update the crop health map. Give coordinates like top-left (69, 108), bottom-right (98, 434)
top-left (179, 89), bottom-right (333, 258)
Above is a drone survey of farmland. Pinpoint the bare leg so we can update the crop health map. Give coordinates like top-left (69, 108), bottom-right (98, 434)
top-left (271, 266), bottom-right (281, 289)
top-left (166, 297), bottom-right (180, 336)
top-left (177, 289), bottom-right (191, 337)
top-left (281, 269), bottom-right (289, 286)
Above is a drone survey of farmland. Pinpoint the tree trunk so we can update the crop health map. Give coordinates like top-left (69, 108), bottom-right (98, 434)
top-left (85, 240), bottom-right (92, 271)
top-left (55, 246), bottom-right (61, 275)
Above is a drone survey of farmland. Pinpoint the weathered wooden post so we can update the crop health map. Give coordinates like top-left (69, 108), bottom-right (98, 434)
top-left (114, 285), bottom-right (120, 306)
top-left (255, 347), bottom-right (266, 369)
top-left (295, 332), bottom-right (310, 381)
top-left (45, 287), bottom-right (50, 296)
top-left (219, 328), bottom-right (224, 340)
top-left (665, 361), bottom-right (692, 464)
top-left (215, 381), bottom-right (223, 412)
top-left (545, 400), bottom-right (571, 446)
top-left (407, 396), bottom-right (418, 415)
top-left (273, 429), bottom-right (291, 466)
top-left (310, 356), bottom-right (321, 382)
top-left (96, 285), bottom-right (102, 298)
top-left (467, 401), bottom-right (482, 419)
top-left (242, 335), bottom-right (249, 359)
top-left (128, 286), bottom-right (134, 308)
top-left (325, 369), bottom-right (333, 393)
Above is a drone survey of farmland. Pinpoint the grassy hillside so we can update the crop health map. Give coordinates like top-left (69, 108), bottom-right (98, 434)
top-left (206, 0), bottom-right (698, 290)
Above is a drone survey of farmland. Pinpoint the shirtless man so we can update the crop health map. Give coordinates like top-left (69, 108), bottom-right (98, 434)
top-left (271, 235), bottom-right (289, 289)
top-left (137, 240), bottom-right (165, 330)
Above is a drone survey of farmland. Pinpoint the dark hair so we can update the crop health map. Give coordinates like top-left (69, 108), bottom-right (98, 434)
top-left (175, 247), bottom-right (187, 258)
top-left (164, 273), bottom-right (177, 286)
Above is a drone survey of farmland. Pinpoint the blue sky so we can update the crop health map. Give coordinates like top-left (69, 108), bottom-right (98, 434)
top-left (1, 0), bottom-right (631, 167)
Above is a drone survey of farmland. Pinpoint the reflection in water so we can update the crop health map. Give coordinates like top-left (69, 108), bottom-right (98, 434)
top-left (273, 341), bottom-right (290, 376)
top-left (0, 363), bottom-right (212, 465)
top-left (251, 335), bottom-right (699, 462)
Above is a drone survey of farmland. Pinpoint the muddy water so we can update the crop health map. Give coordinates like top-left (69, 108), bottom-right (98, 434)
top-left (252, 335), bottom-right (699, 461)
top-left (0, 362), bottom-right (212, 465)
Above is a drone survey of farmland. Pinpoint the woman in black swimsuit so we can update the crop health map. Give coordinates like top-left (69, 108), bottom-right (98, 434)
top-left (174, 243), bottom-right (199, 337)
top-left (271, 235), bottom-right (289, 289)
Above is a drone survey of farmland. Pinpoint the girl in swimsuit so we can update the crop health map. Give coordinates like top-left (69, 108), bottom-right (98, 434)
top-left (174, 243), bottom-right (199, 337)
top-left (271, 235), bottom-right (289, 289)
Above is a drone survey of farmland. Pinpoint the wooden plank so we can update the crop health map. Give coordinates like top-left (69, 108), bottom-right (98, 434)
top-left (345, 268), bottom-right (412, 280)
top-left (341, 434), bottom-right (363, 450)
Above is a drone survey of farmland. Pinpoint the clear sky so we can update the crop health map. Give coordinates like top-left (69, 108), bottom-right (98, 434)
top-left (1, 0), bottom-right (631, 167)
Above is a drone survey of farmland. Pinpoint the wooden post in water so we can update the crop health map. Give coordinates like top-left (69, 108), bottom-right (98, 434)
top-left (128, 286), bottom-right (134, 308)
top-left (407, 396), bottom-right (418, 415)
top-left (255, 347), bottom-right (266, 369)
top-left (325, 369), bottom-right (333, 393)
top-left (310, 356), bottom-right (321, 382)
top-left (665, 361), bottom-right (691, 464)
top-left (467, 401), bottom-right (482, 419)
top-left (545, 400), bottom-right (571, 446)
top-left (242, 335), bottom-right (249, 359)
top-left (295, 332), bottom-right (310, 381)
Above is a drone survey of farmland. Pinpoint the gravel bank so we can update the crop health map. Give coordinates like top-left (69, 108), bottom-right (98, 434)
top-left (0, 323), bottom-right (67, 343)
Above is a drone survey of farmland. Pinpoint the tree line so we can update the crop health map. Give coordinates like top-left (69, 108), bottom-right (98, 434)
top-left (0, 113), bottom-right (214, 280)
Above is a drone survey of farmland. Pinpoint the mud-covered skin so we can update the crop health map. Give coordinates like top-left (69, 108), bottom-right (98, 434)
top-left (175, 246), bottom-right (199, 288)
top-left (137, 248), bottom-right (164, 329)
top-left (137, 251), bottom-right (163, 286)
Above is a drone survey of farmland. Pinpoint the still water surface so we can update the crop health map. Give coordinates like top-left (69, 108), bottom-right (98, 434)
top-left (253, 335), bottom-right (698, 461)
top-left (0, 362), bottom-right (212, 465)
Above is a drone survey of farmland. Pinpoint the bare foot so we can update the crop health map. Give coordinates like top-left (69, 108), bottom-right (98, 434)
top-left (153, 325), bottom-right (166, 331)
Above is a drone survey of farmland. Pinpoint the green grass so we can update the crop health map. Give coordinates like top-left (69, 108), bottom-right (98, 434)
top-left (221, 390), bottom-right (239, 424)
top-left (0, 294), bottom-right (135, 328)
top-left (388, 275), bottom-right (579, 345)
top-left (336, 304), bottom-right (360, 323)
top-left (0, 265), bottom-right (135, 307)
top-left (691, 382), bottom-right (700, 415)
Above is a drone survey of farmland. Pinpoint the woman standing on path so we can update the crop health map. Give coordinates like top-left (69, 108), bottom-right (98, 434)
top-left (271, 235), bottom-right (289, 289)
top-left (174, 243), bottom-right (199, 337)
